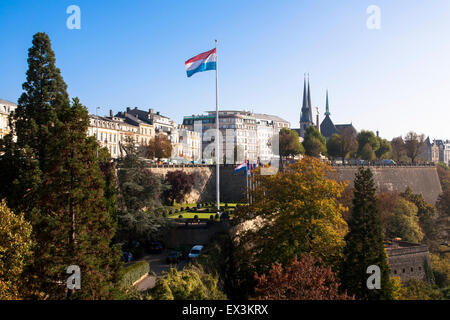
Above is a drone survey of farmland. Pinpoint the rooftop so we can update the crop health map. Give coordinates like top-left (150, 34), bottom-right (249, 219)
top-left (0, 99), bottom-right (17, 106)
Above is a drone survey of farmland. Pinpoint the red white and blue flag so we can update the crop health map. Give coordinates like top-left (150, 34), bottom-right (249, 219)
top-left (185, 48), bottom-right (217, 78)
top-left (234, 161), bottom-right (247, 174)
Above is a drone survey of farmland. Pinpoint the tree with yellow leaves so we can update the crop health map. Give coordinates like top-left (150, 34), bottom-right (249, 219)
top-left (233, 157), bottom-right (348, 297)
top-left (0, 200), bottom-right (33, 300)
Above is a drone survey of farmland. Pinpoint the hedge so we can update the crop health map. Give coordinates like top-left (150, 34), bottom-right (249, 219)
top-left (121, 261), bottom-right (150, 288)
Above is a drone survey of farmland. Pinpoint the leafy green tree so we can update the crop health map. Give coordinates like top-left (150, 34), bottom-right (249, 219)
top-left (146, 265), bottom-right (226, 300)
top-left (340, 167), bottom-right (394, 300)
top-left (118, 139), bottom-right (167, 213)
top-left (234, 157), bottom-right (348, 297)
top-left (401, 188), bottom-right (439, 244)
top-left (390, 136), bottom-right (407, 162)
top-left (327, 134), bottom-right (342, 160)
top-left (400, 279), bottom-right (444, 300)
top-left (279, 128), bottom-right (304, 159)
top-left (404, 131), bottom-right (425, 163)
top-left (357, 131), bottom-right (379, 159)
top-left (326, 129), bottom-right (358, 162)
top-left (359, 143), bottom-right (376, 161)
top-left (303, 126), bottom-right (326, 157)
top-left (384, 198), bottom-right (423, 243)
top-left (0, 200), bottom-right (33, 300)
top-left (116, 139), bottom-right (171, 248)
top-left (376, 137), bottom-right (392, 160)
top-left (0, 33), bottom-right (122, 299)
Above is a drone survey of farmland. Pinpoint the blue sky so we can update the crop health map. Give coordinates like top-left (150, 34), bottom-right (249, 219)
top-left (1, 0), bottom-right (449, 140)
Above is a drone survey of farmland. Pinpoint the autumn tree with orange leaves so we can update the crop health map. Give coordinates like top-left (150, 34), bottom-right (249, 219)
top-left (232, 157), bottom-right (349, 298)
top-left (254, 255), bottom-right (354, 300)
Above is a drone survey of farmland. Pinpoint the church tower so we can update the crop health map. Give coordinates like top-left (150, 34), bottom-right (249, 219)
top-left (299, 75), bottom-right (314, 137)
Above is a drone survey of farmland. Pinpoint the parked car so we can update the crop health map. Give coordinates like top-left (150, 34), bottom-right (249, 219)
top-left (188, 245), bottom-right (204, 259)
top-left (381, 159), bottom-right (396, 165)
top-left (121, 251), bottom-right (133, 262)
top-left (148, 241), bottom-right (164, 254)
top-left (166, 251), bottom-right (182, 264)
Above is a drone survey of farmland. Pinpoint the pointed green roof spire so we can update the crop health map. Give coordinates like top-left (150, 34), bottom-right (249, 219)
top-left (325, 90), bottom-right (330, 116)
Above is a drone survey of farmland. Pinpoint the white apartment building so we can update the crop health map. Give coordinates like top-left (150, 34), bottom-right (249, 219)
top-left (182, 110), bottom-right (289, 163)
top-left (0, 99), bottom-right (17, 139)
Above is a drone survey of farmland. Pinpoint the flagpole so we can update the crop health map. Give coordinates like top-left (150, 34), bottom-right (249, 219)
top-left (215, 39), bottom-right (220, 213)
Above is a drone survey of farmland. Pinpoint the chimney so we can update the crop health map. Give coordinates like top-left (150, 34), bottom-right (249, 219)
top-left (134, 107), bottom-right (138, 110)
top-left (149, 108), bottom-right (154, 114)
top-left (109, 109), bottom-right (113, 117)
top-left (156, 111), bottom-right (160, 115)
top-left (376, 130), bottom-right (379, 137)
top-left (126, 107), bottom-right (130, 112)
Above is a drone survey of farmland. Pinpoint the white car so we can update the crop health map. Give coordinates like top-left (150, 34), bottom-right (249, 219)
top-left (188, 245), bottom-right (204, 259)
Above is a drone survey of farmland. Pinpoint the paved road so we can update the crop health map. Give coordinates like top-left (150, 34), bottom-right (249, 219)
top-left (134, 250), bottom-right (188, 291)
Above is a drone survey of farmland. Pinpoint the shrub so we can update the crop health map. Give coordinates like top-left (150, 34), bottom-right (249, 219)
top-left (197, 203), bottom-right (201, 209)
top-left (169, 210), bottom-right (173, 215)
top-left (121, 261), bottom-right (150, 288)
top-left (210, 215), bottom-right (214, 220)
top-left (146, 265), bottom-right (226, 300)
top-left (178, 215), bottom-right (183, 219)
top-left (194, 215), bottom-right (199, 220)
top-left (162, 211), bottom-right (167, 218)
top-left (175, 209), bottom-right (178, 213)
top-left (180, 207), bottom-right (184, 212)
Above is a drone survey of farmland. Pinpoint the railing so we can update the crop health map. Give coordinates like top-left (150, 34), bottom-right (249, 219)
top-left (331, 162), bottom-right (436, 168)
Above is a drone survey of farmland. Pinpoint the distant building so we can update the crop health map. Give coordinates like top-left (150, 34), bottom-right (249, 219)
top-left (0, 99), bottom-right (17, 139)
top-left (419, 137), bottom-right (439, 162)
top-left (254, 113), bottom-right (290, 162)
top-left (385, 239), bottom-right (431, 283)
top-left (176, 125), bottom-right (202, 161)
top-left (183, 110), bottom-right (289, 163)
top-left (292, 76), bottom-right (314, 138)
top-left (435, 140), bottom-right (450, 165)
top-left (319, 91), bottom-right (357, 140)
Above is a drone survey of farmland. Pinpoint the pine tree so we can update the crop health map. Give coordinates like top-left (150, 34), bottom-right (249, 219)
top-left (0, 33), bottom-right (121, 299)
top-left (340, 167), bottom-right (394, 300)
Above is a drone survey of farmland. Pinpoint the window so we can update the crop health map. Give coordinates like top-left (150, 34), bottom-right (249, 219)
top-left (411, 267), bottom-right (414, 272)
top-left (402, 269), bottom-right (405, 273)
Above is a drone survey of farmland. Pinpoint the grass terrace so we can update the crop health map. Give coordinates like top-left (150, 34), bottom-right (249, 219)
top-left (166, 202), bottom-right (241, 221)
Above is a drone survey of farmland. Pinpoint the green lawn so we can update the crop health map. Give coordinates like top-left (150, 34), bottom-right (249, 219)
top-left (166, 202), bottom-right (241, 220)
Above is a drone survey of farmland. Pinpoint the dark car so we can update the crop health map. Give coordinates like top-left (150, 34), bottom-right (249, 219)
top-left (121, 251), bottom-right (133, 262)
top-left (166, 251), bottom-right (182, 264)
top-left (148, 241), bottom-right (164, 254)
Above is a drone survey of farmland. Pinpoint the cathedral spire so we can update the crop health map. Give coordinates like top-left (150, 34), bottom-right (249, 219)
top-left (325, 90), bottom-right (330, 116)
top-left (307, 74), bottom-right (312, 121)
top-left (300, 74), bottom-right (308, 121)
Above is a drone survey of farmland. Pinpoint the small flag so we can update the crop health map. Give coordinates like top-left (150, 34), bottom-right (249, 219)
top-left (234, 162), bottom-right (247, 174)
top-left (185, 48), bottom-right (217, 78)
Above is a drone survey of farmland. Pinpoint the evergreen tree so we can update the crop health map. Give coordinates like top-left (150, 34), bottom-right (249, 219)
top-left (0, 33), bottom-right (121, 299)
top-left (340, 167), bottom-right (394, 300)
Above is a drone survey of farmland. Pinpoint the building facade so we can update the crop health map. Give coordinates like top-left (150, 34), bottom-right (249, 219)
top-left (419, 137), bottom-right (440, 163)
top-left (319, 91), bottom-right (357, 140)
top-left (183, 110), bottom-right (289, 163)
top-left (0, 99), bottom-right (17, 140)
top-left (176, 125), bottom-right (202, 161)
